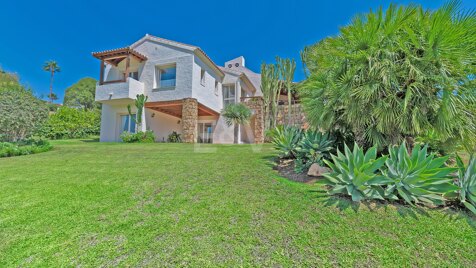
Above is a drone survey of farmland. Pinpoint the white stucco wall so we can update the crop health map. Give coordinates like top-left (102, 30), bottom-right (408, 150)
top-left (100, 102), bottom-right (141, 142)
top-left (191, 55), bottom-right (222, 112)
top-left (95, 78), bottom-right (144, 102)
top-left (145, 108), bottom-right (182, 142)
top-left (132, 40), bottom-right (194, 102)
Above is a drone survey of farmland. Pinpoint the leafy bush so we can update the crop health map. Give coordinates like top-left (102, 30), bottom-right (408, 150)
top-left (167, 131), bottom-right (182, 143)
top-left (0, 138), bottom-right (52, 158)
top-left (120, 131), bottom-right (155, 143)
top-left (456, 155), bottom-right (476, 214)
top-left (294, 131), bottom-right (334, 172)
top-left (38, 107), bottom-right (100, 139)
top-left (269, 125), bottom-right (303, 158)
top-left (63, 77), bottom-right (100, 110)
top-left (323, 143), bottom-right (389, 202)
top-left (0, 87), bottom-right (48, 142)
top-left (382, 143), bottom-right (458, 207)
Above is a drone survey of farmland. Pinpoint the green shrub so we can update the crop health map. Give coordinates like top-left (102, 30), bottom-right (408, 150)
top-left (456, 155), bottom-right (476, 214)
top-left (167, 131), bottom-right (182, 143)
top-left (323, 143), bottom-right (390, 202)
top-left (269, 125), bottom-right (303, 159)
top-left (0, 87), bottom-right (48, 142)
top-left (120, 131), bottom-right (155, 143)
top-left (0, 138), bottom-right (52, 158)
top-left (38, 107), bottom-right (100, 139)
top-left (294, 131), bottom-right (334, 173)
top-left (382, 143), bottom-right (458, 207)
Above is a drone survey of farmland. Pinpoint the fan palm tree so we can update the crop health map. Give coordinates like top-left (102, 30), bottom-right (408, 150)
top-left (300, 0), bottom-right (476, 151)
top-left (222, 103), bottom-right (252, 144)
top-left (43, 61), bottom-right (61, 103)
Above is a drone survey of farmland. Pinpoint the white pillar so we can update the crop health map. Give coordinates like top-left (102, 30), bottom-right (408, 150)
top-left (140, 107), bottom-right (147, 132)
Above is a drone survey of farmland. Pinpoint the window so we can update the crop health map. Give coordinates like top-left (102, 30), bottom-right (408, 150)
top-left (128, 71), bottom-right (139, 80)
top-left (198, 123), bottom-right (213, 143)
top-left (223, 84), bottom-right (235, 106)
top-left (121, 114), bottom-right (136, 133)
top-left (200, 69), bottom-right (206, 86)
top-left (214, 81), bottom-right (219, 96)
top-left (155, 65), bottom-right (176, 88)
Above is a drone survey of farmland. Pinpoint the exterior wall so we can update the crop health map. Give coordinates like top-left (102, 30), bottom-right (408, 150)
top-left (212, 116), bottom-right (235, 144)
top-left (100, 102), bottom-right (139, 142)
top-left (95, 78), bottom-right (144, 102)
top-left (191, 55), bottom-right (223, 112)
top-left (145, 109), bottom-right (182, 142)
top-left (276, 103), bottom-right (307, 128)
top-left (132, 40), bottom-right (195, 102)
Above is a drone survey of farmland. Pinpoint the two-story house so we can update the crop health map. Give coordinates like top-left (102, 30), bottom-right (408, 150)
top-left (92, 34), bottom-right (264, 144)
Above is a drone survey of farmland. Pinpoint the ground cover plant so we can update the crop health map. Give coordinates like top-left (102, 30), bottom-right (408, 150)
top-left (0, 140), bottom-right (474, 266)
top-left (0, 137), bottom-right (52, 158)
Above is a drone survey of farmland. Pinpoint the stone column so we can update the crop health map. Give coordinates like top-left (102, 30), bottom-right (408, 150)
top-left (243, 97), bottom-right (264, 144)
top-left (181, 98), bottom-right (198, 143)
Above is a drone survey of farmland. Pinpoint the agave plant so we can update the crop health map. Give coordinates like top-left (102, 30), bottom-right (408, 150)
top-left (323, 143), bottom-right (390, 202)
top-left (456, 155), bottom-right (476, 214)
top-left (382, 142), bottom-right (458, 207)
top-left (269, 125), bottom-right (302, 158)
top-left (296, 131), bottom-right (334, 163)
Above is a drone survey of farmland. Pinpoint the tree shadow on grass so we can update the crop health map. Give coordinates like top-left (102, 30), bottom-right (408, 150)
top-left (321, 195), bottom-right (362, 213)
top-left (440, 207), bottom-right (476, 230)
top-left (318, 193), bottom-right (433, 220)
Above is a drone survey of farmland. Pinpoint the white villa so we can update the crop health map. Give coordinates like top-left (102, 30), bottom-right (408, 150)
top-left (93, 34), bottom-right (265, 144)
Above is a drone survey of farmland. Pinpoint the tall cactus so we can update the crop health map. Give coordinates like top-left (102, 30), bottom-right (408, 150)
top-left (276, 57), bottom-right (296, 125)
top-left (127, 94), bottom-right (148, 132)
top-left (260, 63), bottom-right (280, 130)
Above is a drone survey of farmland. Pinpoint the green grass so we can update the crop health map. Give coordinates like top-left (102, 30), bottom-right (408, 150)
top-left (0, 140), bottom-right (475, 267)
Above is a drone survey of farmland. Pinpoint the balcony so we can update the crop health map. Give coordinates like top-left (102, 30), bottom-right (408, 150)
top-left (95, 77), bottom-right (144, 102)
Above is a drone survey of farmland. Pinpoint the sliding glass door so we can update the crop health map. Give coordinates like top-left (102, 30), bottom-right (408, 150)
top-left (198, 123), bottom-right (213, 143)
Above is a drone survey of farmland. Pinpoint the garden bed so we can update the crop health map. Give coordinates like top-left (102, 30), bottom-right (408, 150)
top-left (274, 159), bottom-right (318, 184)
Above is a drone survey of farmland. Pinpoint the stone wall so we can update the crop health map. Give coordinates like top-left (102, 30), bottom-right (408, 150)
top-left (276, 103), bottom-right (307, 128)
top-left (242, 97), bottom-right (265, 144)
top-left (181, 98), bottom-right (198, 143)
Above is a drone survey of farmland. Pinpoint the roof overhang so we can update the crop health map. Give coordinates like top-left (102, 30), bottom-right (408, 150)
top-left (145, 100), bottom-right (219, 118)
top-left (92, 47), bottom-right (147, 66)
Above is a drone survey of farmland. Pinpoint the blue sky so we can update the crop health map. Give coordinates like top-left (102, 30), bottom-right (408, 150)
top-left (1, 0), bottom-right (475, 102)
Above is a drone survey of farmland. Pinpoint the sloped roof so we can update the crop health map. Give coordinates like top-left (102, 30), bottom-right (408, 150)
top-left (130, 34), bottom-right (225, 78)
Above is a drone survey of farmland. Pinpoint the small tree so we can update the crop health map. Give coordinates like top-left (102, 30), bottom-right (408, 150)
top-left (127, 94), bottom-right (148, 132)
top-left (42, 61), bottom-right (61, 103)
top-left (222, 103), bottom-right (252, 144)
top-left (63, 77), bottom-right (99, 110)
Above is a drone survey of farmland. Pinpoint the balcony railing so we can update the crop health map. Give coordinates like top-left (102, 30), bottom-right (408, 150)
top-left (95, 77), bottom-right (144, 102)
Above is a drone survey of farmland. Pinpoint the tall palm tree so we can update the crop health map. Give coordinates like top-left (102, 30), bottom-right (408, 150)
top-left (300, 1), bottom-right (476, 151)
top-left (43, 61), bottom-right (61, 103)
top-left (276, 57), bottom-right (296, 125)
top-left (222, 103), bottom-right (252, 144)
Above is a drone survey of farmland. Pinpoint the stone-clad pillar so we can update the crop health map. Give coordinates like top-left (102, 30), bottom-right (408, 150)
top-left (181, 98), bottom-right (198, 143)
top-left (243, 97), bottom-right (264, 144)
top-left (253, 98), bottom-right (265, 144)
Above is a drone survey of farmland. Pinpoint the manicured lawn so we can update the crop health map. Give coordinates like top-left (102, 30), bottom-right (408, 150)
top-left (0, 140), bottom-right (475, 267)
